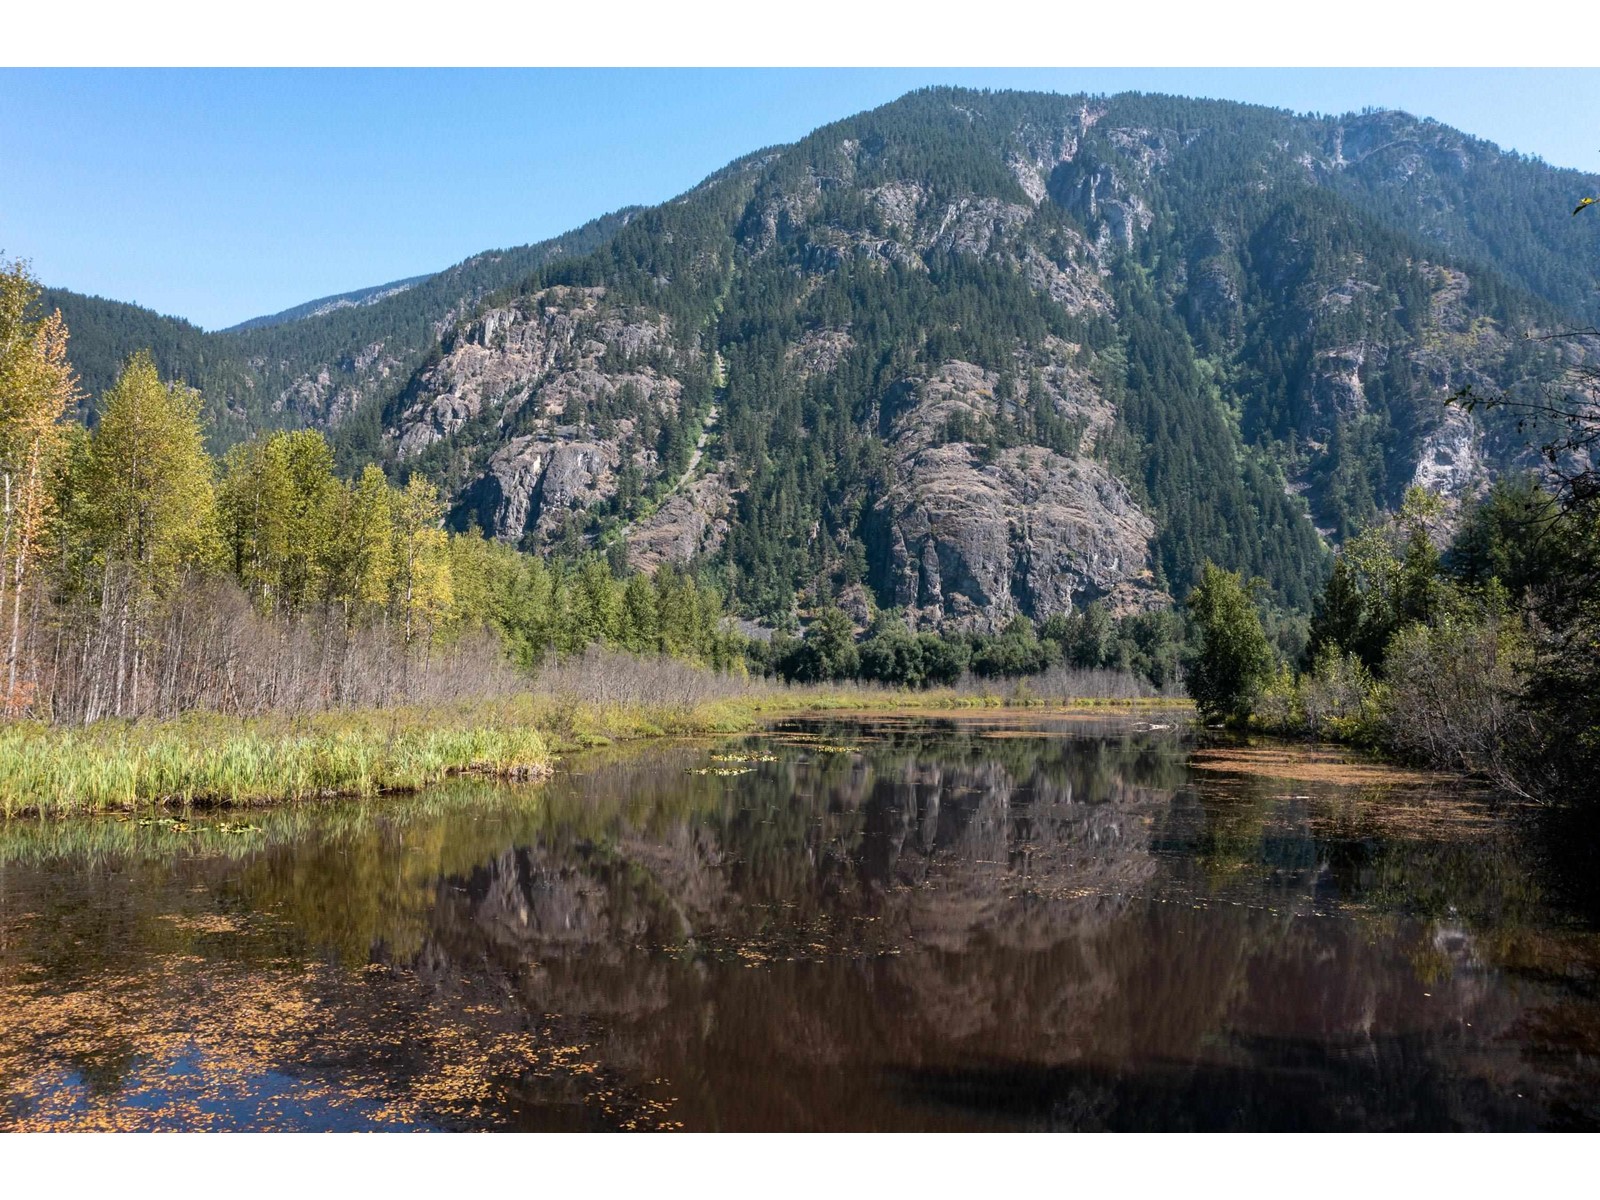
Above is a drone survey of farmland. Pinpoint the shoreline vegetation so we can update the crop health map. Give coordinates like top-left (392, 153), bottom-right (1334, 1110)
top-left (1181, 475), bottom-right (1600, 804)
top-left (0, 654), bottom-right (1190, 819)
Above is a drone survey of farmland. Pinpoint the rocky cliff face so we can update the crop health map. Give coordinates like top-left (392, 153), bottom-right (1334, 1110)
top-left (394, 287), bottom-right (678, 459)
top-left (393, 286), bottom-right (691, 547)
top-left (871, 360), bottom-right (1154, 630)
top-left (623, 466), bottom-right (733, 573)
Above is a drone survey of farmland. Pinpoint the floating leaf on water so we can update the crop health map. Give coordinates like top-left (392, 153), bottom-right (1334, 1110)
top-left (136, 817), bottom-right (193, 833)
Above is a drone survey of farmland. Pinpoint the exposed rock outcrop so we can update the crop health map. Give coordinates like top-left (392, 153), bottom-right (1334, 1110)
top-left (384, 285), bottom-right (691, 546)
top-left (458, 435), bottom-right (622, 545)
top-left (623, 467), bottom-right (733, 572)
top-left (390, 286), bottom-right (678, 463)
top-left (876, 361), bottom-right (1159, 630)
top-left (1411, 405), bottom-right (1484, 502)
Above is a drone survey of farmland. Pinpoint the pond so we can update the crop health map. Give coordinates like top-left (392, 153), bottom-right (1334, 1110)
top-left (2, 712), bottom-right (1597, 1131)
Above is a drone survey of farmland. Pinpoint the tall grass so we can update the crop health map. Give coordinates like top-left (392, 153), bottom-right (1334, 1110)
top-left (0, 646), bottom-right (1189, 819)
top-left (0, 709), bottom-right (550, 818)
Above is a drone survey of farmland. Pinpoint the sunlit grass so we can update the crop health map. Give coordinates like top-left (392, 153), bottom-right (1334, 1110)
top-left (0, 707), bottom-right (551, 818)
top-left (0, 684), bottom-right (1190, 818)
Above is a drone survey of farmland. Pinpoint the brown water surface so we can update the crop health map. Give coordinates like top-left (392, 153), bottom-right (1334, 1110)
top-left (2, 713), bottom-right (1597, 1131)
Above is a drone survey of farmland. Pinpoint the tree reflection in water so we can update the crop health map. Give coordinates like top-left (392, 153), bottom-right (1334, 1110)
top-left (1, 713), bottom-right (1596, 1130)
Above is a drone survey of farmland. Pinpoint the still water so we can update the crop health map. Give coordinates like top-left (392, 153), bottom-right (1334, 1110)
top-left (2, 713), bottom-right (1597, 1131)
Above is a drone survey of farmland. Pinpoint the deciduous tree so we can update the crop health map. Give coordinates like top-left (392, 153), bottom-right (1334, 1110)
top-left (1184, 561), bottom-right (1274, 723)
top-left (0, 259), bottom-right (77, 711)
top-left (77, 350), bottom-right (217, 715)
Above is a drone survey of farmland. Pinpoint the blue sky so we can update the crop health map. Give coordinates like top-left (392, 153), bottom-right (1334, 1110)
top-left (3, 68), bottom-right (1597, 331)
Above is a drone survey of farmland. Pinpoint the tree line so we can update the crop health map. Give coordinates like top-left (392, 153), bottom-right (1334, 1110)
top-left (750, 602), bottom-right (1188, 692)
top-left (1, 259), bottom-right (743, 722)
top-left (8, 252), bottom-right (1202, 725)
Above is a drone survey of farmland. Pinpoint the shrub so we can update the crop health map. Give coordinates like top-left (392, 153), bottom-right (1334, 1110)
top-left (1380, 614), bottom-right (1535, 789)
top-left (1301, 647), bottom-right (1383, 742)
top-left (1254, 663), bottom-right (1303, 734)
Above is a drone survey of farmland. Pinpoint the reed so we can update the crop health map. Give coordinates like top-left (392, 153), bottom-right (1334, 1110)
top-left (0, 709), bottom-right (551, 818)
top-left (0, 652), bottom-right (1191, 818)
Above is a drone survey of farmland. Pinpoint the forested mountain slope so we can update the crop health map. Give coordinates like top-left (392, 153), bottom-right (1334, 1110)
top-left (40, 287), bottom-right (259, 441)
top-left (42, 207), bottom-right (638, 445)
top-left (220, 274), bottom-right (434, 333)
top-left (39, 88), bottom-right (1600, 631)
top-left (357, 89), bottom-right (1596, 628)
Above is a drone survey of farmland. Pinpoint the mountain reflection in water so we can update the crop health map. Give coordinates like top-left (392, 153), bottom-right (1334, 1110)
top-left (2, 713), bottom-right (1597, 1131)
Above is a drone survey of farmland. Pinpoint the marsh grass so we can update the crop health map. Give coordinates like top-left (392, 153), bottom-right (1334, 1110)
top-left (0, 647), bottom-right (1191, 818)
top-left (0, 707), bottom-right (551, 818)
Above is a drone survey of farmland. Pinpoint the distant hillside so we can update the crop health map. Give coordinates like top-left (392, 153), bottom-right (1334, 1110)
top-left (39, 207), bottom-right (640, 445)
top-left (221, 274), bottom-right (435, 333)
top-left (359, 88), bottom-right (1596, 626)
top-left (39, 288), bottom-right (259, 444)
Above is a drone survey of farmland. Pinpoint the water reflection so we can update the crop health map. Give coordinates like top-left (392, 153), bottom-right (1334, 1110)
top-left (1, 713), bottom-right (1596, 1130)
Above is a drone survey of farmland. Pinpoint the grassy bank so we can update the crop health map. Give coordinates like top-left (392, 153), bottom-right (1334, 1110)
top-left (0, 707), bottom-right (552, 818)
top-left (0, 681), bottom-right (1191, 819)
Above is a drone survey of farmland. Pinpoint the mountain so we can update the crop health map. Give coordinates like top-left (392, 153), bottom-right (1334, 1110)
top-left (41, 207), bottom-right (640, 445)
top-left (221, 274), bottom-right (435, 333)
top-left (38, 88), bottom-right (1600, 630)
top-left (40, 287), bottom-right (261, 442)
top-left (357, 89), bottom-right (1598, 626)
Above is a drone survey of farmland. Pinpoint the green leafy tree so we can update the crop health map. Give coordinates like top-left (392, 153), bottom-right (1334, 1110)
top-left (272, 429), bottom-right (341, 612)
top-left (970, 616), bottom-right (1054, 677)
top-left (0, 259), bottom-right (77, 711)
top-left (81, 352), bottom-right (217, 586)
top-left (1071, 602), bottom-right (1116, 669)
top-left (1307, 487), bottom-right (1445, 673)
top-left (76, 351), bottom-right (218, 716)
top-left (331, 465), bottom-right (398, 619)
top-left (1448, 472), bottom-right (1563, 599)
top-left (917, 632), bottom-right (971, 685)
top-left (391, 475), bottom-right (452, 647)
top-left (788, 606), bottom-right (859, 682)
top-left (619, 573), bottom-right (660, 653)
top-left (859, 614), bottom-right (925, 686)
top-left (568, 556), bottom-right (622, 649)
top-left (1184, 561), bottom-right (1274, 723)
top-left (218, 435), bottom-right (294, 608)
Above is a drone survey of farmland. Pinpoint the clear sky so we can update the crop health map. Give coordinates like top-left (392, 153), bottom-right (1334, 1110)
top-left (3, 68), bottom-right (1596, 331)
